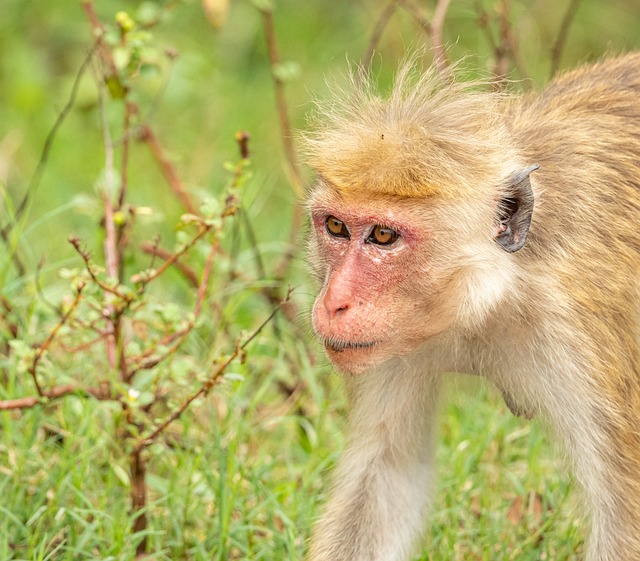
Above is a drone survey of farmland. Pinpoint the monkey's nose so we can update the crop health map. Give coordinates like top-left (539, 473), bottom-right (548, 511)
top-left (326, 301), bottom-right (350, 319)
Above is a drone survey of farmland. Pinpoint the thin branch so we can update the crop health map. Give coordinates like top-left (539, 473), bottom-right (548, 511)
top-left (0, 382), bottom-right (114, 411)
top-left (363, 0), bottom-right (401, 69)
top-left (69, 236), bottom-right (132, 302)
top-left (400, 0), bottom-right (433, 35)
top-left (550, 0), bottom-right (581, 78)
top-left (28, 285), bottom-right (85, 396)
top-left (126, 234), bottom-right (219, 378)
top-left (430, 0), bottom-right (452, 71)
top-left (0, 295), bottom-right (19, 339)
top-left (140, 241), bottom-right (199, 287)
top-left (135, 286), bottom-right (294, 452)
top-left (131, 223), bottom-right (210, 287)
top-left (81, 1), bottom-right (122, 90)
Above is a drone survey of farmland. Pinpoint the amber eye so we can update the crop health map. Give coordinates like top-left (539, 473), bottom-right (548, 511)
top-left (367, 225), bottom-right (399, 246)
top-left (326, 216), bottom-right (350, 238)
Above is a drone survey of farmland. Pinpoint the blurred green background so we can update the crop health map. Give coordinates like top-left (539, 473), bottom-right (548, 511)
top-left (0, 1), bottom-right (639, 560)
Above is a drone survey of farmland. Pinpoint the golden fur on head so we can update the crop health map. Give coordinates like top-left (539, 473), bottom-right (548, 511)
top-left (303, 58), bottom-right (520, 199)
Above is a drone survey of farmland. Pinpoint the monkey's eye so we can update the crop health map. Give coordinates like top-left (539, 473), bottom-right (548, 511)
top-left (367, 225), bottom-right (399, 246)
top-left (326, 216), bottom-right (350, 239)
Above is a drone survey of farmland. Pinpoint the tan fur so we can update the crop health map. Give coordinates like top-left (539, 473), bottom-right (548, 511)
top-left (305, 52), bottom-right (640, 561)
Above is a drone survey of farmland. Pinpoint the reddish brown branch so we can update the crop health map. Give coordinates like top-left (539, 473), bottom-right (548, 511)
top-left (135, 287), bottom-right (293, 452)
top-left (0, 383), bottom-right (114, 411)
top-left (363, 0), bottom-right (451, 71)
top-left (130, 448), bottom-right (147, 556)
top-left (127, 235), bottom-right (219, 377)
top-left (363, 0), bottom-right (401, 69)
top-left (133, 223), bottom-right (210, 287)
top-left (0, 295), bottom-right (18, 339)
top-left (431, 0), bottom-right (452, 71)
top-left (140, 242), bottom-right (199, 287)
top-left (81, 1), bottom-right (123, 92)
top-left (69, 236), bottom-right (132, 302)
top-left (137, 124), bottom-right (197, 215)
top-left (28, 284), bottom-right (85, 396)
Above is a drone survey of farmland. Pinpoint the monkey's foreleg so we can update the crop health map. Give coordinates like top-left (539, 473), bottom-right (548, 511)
top-left (307, 365), bottom-right (439, 561)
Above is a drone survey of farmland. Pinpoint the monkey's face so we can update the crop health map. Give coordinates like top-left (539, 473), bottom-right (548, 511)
top-left (308, 189), bottom-right (471, 375)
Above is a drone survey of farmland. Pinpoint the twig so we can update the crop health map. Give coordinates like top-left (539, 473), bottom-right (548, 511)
top-left (431, 0), bottom-right (452, 71)
top-left (28, 285), bottom-right (85, 396)
top-left (400, 0), bottom-right (433, 36)
top-left (132, 223), bottom-right (210, 287)
top-left (140, 241), bottom-right (199, 287)
top-left (126, 233), bottom-right (219, 377)
top-left (81, 1), bottom-right (122, 90)
top-left (0, 382), bottom-right (114, 411)
top-left (550, 0), bottom-right (581, 78)
top-left (0, 295), bottom-right (19, 339)
top-left (362, 0), bottom-right (401, 69)
top-left (69, 236), bottom-right (132, 302)
top-left (137, 124), bottom-right (197, 215)
top-left (135, 286), bottom-right (294, 452)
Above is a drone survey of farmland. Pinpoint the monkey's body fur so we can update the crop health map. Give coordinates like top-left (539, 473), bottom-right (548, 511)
top-left (305, 53), bottom-right (640, 561)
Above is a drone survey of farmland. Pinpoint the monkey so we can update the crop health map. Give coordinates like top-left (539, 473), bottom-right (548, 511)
top-left (302, 52), bottom-right (640, 561)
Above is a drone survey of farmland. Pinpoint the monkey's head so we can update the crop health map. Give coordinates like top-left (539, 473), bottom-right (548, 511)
top-left (304, 62), bottom-right (538, 375)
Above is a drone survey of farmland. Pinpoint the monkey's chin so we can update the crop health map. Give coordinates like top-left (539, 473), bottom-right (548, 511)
top-left (324, 343), bottom-right (386, 376)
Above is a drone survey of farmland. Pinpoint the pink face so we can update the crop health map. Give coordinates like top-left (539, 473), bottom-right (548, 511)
top-left (309, 190), bottom-right (454, 375)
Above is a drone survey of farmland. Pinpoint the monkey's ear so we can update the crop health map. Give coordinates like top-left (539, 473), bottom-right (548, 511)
top-left (495, 164), bottom-right (539, 253)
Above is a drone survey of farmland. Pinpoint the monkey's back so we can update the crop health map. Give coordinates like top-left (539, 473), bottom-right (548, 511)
top-left (508, 53), bottom-right (640, 399)
top-left (510, 53), bottom-right (640, 260)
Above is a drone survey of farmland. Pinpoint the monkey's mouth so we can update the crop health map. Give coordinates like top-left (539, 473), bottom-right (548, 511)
top-left (323, 339), bottom-right (379, 353)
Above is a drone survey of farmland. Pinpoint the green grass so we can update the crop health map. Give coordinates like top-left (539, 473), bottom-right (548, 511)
top-left (1, 1), bottom-right (638, 559)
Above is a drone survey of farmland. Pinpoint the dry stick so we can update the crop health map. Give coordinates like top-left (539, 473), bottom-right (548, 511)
top-left (138, 124), bottom-right (197, 215)
top-left (550, 0), bottom-right (582, 79)
top-left (362, 0), bottom-right (451, 75)
top-left (69, 236), bottom-right (132, 302)
top-left (0, 383), bottom-right (114, 411)
top-left (0, 296), bottom-right (18, 339)
top-left (135, 223), bottom-right (210, 287)
top-left (130, 447), bottom-right (147, 557)
top-left (140, 241), bottom-right (199, 287)
top-left (362, 0), bottom-right (401, 70)
top-left (27, 285), bottom-right (85, 397)
top-left (430, 0), bottom-right (452, 71)
top-left (126, 237), bottom-right (218, 377)
top-left (135, 287), bottom-right (293, 453)
top-left (81, 1), bottom-right (120, 84)
top-left (400, 0), bottom-right (433, 36)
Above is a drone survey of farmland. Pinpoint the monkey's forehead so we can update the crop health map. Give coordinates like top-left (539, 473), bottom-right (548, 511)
top-left (304, 120), bottom-right (521, 201)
